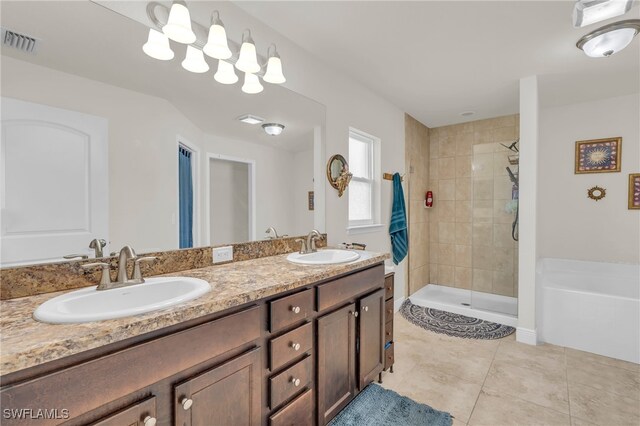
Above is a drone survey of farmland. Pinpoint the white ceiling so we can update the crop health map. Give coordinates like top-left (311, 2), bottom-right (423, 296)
top-left (0, 1), bottom-right (324, 152)
top-left (236, 1), bottom-right (640, 127)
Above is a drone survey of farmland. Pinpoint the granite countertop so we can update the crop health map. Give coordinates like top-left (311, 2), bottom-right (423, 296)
top-left (0, 251), bottom-right (389, 376)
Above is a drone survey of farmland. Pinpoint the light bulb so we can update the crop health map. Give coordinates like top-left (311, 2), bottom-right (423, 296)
top-left (182, 46), bottom-right (209, 73)
top-left (203, 13), bottom-right (232, 60)
top-left (214, 60), bottom-right (238, 84)
top-left (582, 27), bottom-right (637, 57)
top-left (241, 72), bottom-right (263, 94)
top-left (235, 31), bottom-right (261, 74)
top-left (142, 28), bottom-right (174, 61)
top-left (163, 2), bottom-right (196, 44)
top-left (263, 54), bottom-right (286, 84)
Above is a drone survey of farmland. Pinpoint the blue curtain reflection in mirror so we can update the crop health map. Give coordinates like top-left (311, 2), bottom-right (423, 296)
top-left (178, 145), bottom-right (193, 248)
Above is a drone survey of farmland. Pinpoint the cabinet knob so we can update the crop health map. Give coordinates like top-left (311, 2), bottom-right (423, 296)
top-left (349, 311), bottom-right (359, 317)
top-left (291, 377), bottom-right (301, 387)
top-left (143, 416), bottom-right (157, 426)
top-left (291, 306), bottom-right (301, 314)
top-left (291, 342), bottom-right (301, 351)
top-left (180, 397), bottom-right (193, 410)
top-left (363, 306), bottom-right (369, 312)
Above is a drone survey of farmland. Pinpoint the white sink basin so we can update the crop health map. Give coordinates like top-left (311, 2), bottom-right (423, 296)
top-left (34, 277), bottom-right (211, 324)
top-left (287, 249), bottom-right (360, 265)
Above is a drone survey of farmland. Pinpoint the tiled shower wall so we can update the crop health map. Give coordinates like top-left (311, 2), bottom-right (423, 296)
top-left (428, 114), bottom-right (519, 297)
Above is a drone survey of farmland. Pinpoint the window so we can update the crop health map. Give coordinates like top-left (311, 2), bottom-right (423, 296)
top-left (348, 128), bottom-right (381, 231)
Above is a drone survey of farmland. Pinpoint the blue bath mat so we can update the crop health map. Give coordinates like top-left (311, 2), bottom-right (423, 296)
top-left (400, 299), bottom-right (515, 340)
top-left (329, 384), bottom-right (452, 426)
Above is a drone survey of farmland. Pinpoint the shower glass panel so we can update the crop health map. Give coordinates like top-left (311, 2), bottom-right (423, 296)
top-left (470, 141), bottom-right (519, 317)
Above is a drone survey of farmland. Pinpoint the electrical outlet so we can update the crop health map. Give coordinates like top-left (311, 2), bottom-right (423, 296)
top-left (212, 246), bottom-right (233, 263)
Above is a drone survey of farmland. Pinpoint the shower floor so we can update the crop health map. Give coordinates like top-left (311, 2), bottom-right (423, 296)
top-left (410, 284), bottom-right (517, 327)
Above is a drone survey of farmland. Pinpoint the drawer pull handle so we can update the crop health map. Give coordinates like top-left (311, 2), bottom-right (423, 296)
top-left (143, 416), bottom-right (157, 426)
top-left (291, 342), bottom-right (301, 351)
top-left (291, 306), bottom-right (301, 314)
top-left (363, 306), bottom-right (369, 312)
top-left (291, 377), bottom-right (301, 387)
top-left (181, 397), bottom-right (193, 410)
top-left (349, 311), bottom-right (359, 317)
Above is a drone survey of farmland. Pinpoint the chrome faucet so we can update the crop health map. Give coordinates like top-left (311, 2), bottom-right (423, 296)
top-left (305, 230), bottom-right (324, 253)
top-left (82, 245), bottom-right (156, 291)
top-left (117, 246), bottom-right (137, 283)
top-left (265, 227), bottom-right (280, 239)
top-left (89, 238), bottom-right (107, 258)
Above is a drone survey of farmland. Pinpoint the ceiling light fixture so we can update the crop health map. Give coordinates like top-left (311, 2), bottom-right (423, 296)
top-left (577, 19), bottom-right (640, 57)
top-left (573, 0), bottom-right (634, 28)
top-left (242, 72), bottom-right (264, 94)
top-left (203, 10), bottom-right (232, 60)
top-left (236, 30), bottom-right (261, 74)
top-left (237, 114), bottom-right (265, 124)
top-left (143, 28), bottom-right (174, 60)
top-left (162, 1), bottom-right (196, 44)
top-left (214, 59), bottom-right (238, 84)
top-left (182, 46), bottom-right (209, 73)
top-left (262, 123), bottom-right (285, 136)
top-left (263, 44), bottom-right (286, 84)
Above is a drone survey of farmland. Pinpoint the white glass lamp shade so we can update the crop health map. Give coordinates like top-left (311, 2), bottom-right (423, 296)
top-left (581, 27), bottom-right (637, 57)
top-left (262, 123), bottom-right (284, 136)
top-left (182, 46), bottom-right (210, 73)
top-left (163, 2), bottom-right (196, 44)
top-left (203, 24), bottom-right (232, 59)
top-left (263, 55), bottom-right (286, 84)
top-left (214, 60), bottom-right (238, 84)
top-left (235, 41), bottom-right (261, 73)
top-left (241, 72), bottom-right (263, 94)
top-left (143, 29), bottom-right (174, 60)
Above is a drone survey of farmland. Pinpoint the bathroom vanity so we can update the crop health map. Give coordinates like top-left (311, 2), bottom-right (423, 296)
top-left (0, 253), bottom-right (389, 426)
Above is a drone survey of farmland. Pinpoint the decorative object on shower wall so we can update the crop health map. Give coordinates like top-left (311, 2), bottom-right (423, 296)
top-left (629, 173), bottom-right (640, 209)
top-left (575, 137), bottom-right (622, 174)
top-left (326, 154), bottom-right (352, 197)
top-left (587, 185), bottom-right (606, 201)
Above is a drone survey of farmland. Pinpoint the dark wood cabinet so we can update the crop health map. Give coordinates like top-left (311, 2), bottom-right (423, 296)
top-left (316, 303), bottom-right (357, 426)
top-left (91, 396), bottom-right (157, 426)
top-left (358, 289), bottom-right (385, 389)
top-left (174, 348), bottom-right (261, 426)
top-left (382, 272), bottom-right (395, 375)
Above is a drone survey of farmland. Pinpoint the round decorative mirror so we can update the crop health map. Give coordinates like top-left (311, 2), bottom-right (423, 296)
top-left (326, 154), bottom-right (352, 197)
top-left (587, 186), bottom-right (606, 201)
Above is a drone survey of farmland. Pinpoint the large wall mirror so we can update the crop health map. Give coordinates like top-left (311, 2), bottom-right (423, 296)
top-left (0, 1), bottom-right (326, 267)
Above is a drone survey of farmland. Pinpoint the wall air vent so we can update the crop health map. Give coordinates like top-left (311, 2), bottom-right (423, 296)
top-left (1, 28), bottom-right (38, 54)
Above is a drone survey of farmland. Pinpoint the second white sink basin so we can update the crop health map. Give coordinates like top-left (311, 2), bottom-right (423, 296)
top-left (34, 277), bottom-right (211, 324)
top-left (287, 249), bottom-right (360, 265)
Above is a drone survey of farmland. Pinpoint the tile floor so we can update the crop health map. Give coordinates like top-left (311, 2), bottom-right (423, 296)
top-left (380, 315), bottom-right (640, 426)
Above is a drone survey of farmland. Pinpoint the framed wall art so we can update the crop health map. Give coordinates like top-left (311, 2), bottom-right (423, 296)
top-left (575, 137), bottom-right (621, 174)
top-left (629, 173), bottom-right (640, 210)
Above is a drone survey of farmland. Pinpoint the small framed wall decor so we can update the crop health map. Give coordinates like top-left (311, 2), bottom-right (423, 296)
top-left (575, 137), bottom-right (622, 174)
top-left (629, 174), bottom-right (640, 210)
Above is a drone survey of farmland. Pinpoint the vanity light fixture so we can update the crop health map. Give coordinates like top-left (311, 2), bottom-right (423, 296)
top-left (242, 72), bottom-right (264, 94)
top-left (203, 11), bottom-right (232, 60)
top-left (262, 123), bottom-right (285, 136)
top-left (142, 28), bottom-right (174, 60)
top-left (237, 114), bottom-right (264, 124)
top-left (182, 46), bottom-right (209, 73)
top-left (573, 0), bottom-right (634, 28)
top-left (236, 30), bottom-right (261, 74)
top-left (162, 1), bottom-right (196, 44)
top-left (577, 19), bottom-right (640, 57)
top-left (263, 44), bottom-right (286, 84)
top-left (214, 60), bottom-right (238, 84)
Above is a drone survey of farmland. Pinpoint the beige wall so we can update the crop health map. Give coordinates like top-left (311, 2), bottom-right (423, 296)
top-left (428, 114), bottom-right (519, 296)
top-left (405, 114), bottom-right (431, 295)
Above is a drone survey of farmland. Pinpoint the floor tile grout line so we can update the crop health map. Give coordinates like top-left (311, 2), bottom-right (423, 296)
top-left (467, 334), bottom-right (503, 424)
top-left (564, 348), bottom-right (573, 424)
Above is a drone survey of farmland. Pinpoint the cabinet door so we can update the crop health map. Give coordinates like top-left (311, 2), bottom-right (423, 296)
top-left (358, 289), bottom-right (385, 389)
top-left (174, 348), bottom-right (261, 426)
top-left (91, 396), bottom-right (156, 426)
top-left (317, 304), bottom-right (356, 426)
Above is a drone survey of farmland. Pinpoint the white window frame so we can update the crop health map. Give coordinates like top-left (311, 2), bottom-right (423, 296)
top-left (347, 128), bottom-right (382, 233)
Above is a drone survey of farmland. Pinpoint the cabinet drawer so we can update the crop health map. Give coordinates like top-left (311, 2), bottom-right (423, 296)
top-left (269, 355), bottom-right (312, 409)
top-left (317, 264), bottom-right (384, 312)
top-left (269, 388), bottom-right (313, 426)
top-left (384, 343), bottom-right (394, 370)
top-left (270, 322), bottom-right (313, 371)
top-left (384, 274), bottom-right (394, 301)
top-left (92, 396), bottom-right (156, 426)
top-left (384, 320), bottom-right (393, 345)
top-left (385, 298), bottom-right (394, 323)
top-left (270, 289), bottom-right (314, 333)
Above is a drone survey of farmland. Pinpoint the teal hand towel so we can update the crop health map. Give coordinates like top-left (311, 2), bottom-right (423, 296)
top-left (389, 173), bottom-right (408, 265)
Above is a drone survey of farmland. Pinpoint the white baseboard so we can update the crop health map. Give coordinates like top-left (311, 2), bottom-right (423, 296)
top-left (516, 327), bottom-right (538, 345)
top-left (394, 296), bottom-right (406, 313)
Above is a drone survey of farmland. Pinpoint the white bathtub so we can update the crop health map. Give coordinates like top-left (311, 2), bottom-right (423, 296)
top-left (537, 258), bottom-right (640, 363)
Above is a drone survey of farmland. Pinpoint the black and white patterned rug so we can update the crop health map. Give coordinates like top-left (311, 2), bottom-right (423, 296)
top-left (400, 300), bottom-right (515, 340)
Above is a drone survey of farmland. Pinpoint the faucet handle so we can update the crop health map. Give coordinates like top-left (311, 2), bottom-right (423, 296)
top-left (64, 254), bottom-right (89, 260)
top-left (294, 238), bottom-right (307, 254)
top-left (81, 262), bottom-right (111, 287)
top-left (133, 256), bottom-right (158, 282)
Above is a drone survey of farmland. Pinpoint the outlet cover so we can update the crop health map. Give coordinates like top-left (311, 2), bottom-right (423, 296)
top-left (212, 246), bottom-right (233, 263)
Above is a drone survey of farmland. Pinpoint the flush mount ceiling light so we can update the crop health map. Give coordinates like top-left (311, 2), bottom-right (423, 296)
top-left (262, 123), bottom-right (285, 136)
top-left (144, 3), bottom-right (286, 94)
top-left (237, 114), bottom-right (264, 124)
top-left (577, 19), bottom-right (640, 57)
top-left (163, 1), bottom-right (196, 44)
top-left (142, 28), bottom-right (174, 60)
top-left (573, 0), bottom-right (634, 28)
